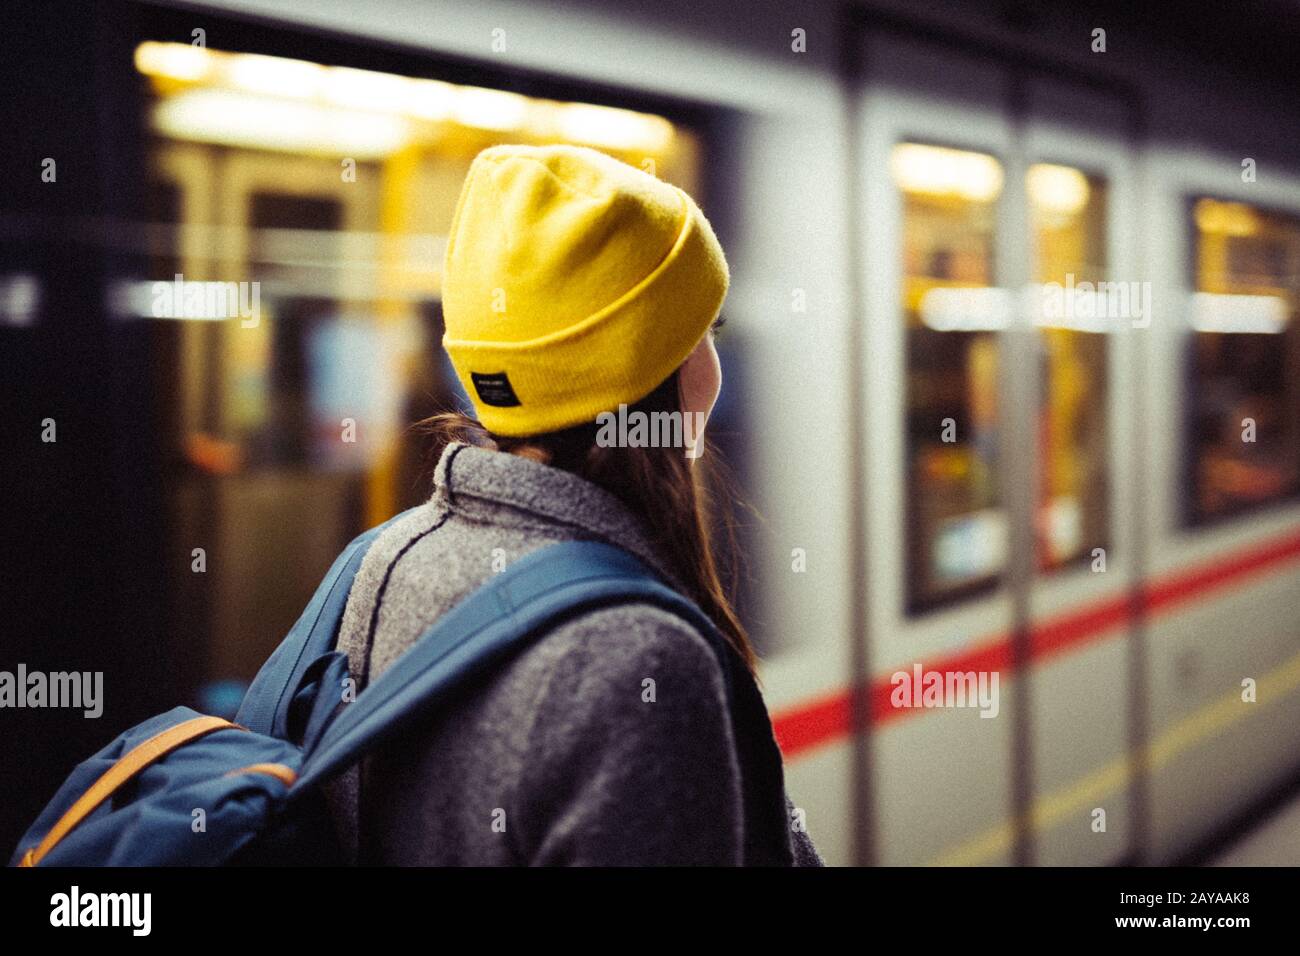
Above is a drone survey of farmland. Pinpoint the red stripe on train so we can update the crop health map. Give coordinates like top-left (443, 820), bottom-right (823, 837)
top-left (771, 524), bottom-right (1300, 759)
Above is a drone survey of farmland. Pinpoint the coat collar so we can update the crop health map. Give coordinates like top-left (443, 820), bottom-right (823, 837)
top-left (431, 442), bottom-right (683, 589)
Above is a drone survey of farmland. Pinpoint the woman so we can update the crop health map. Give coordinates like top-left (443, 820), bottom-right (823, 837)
top-left (326, 144), bottom-right (822, 866)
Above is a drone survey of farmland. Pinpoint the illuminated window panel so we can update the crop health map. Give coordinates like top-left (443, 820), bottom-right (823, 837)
top-left (1187, 198), bottom-right (1300, 524)
top-left (893, 142), bottom-right (1006, 613)
top-left (1028, 164), bottom-right (1110, 571)
top-left (131, 41), bottom-right (705, 684)
top-left (131, 41), bottom-right (699, 493)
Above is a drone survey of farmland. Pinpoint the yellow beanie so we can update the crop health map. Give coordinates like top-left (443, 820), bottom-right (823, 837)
top-left (441, 143), bottom-right (729, 436)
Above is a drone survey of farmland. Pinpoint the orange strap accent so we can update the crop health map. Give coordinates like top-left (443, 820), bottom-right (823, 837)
top-left (19, 715), bottom-right (240, 867)
top-left (225, 763), bottom-right (298, 787)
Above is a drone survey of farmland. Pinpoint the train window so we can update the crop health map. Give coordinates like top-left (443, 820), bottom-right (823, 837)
top-left (1187, 198), bottom-right (1300, 523)
top-left (131, 41), bottom-right (705, 683)
top-left (893, 143), bottom-right (1006, 612)
top-left (133, 42), bottom-right (702, 496)
top-left (1028, 164), bottom-right (1110, 570)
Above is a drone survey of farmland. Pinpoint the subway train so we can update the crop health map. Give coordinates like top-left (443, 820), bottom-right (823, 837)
top-left (4, 0), bottom-right (1300, 867)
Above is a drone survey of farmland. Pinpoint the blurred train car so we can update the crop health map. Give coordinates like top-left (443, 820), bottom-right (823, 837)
top-left (4, 0), bottom-right (1300, 865)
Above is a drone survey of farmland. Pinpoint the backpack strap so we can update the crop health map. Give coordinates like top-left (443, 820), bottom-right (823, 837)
top-left (293, 541), bottom-right (726, 793)
top-left (289, 537), bottom-right (795, 865)
top-left (235, 508), bottom-right (420, 737)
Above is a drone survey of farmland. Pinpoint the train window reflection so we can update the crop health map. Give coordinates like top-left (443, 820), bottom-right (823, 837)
top-left (1029, 164), bottom-right (1110, 570)
top-left (1187, 198), bottom-right (1300, 523)
top-left (894, 143), bottom-right (1006, 613)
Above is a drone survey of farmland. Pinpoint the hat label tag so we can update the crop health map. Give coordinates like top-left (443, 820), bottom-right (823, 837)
top-left (470, 371), bottom-right (522, 407)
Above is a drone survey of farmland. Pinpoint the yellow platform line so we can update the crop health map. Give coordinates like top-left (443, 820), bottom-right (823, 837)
top-left (928, 647), bottom-right (1300, 866)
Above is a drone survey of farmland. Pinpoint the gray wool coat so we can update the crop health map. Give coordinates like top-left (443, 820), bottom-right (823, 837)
top-left (324, 442), bottom-right (823, 866)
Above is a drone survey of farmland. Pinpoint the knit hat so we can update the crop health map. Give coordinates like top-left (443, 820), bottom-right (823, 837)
top-left (440, 143), bottom-right (729, 436)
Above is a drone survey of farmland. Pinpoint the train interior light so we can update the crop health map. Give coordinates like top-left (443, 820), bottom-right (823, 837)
top-left (134, 41), bottom-right (676, 155)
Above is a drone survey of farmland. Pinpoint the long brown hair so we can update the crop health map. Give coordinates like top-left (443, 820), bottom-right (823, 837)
top-left (418, 370), bottom-right (757, 674)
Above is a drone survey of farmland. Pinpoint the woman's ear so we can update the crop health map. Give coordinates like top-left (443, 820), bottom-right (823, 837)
top-left (678, 334), bottom-right (722, 416)
top-left (677, 334), bottom-right (722, 458)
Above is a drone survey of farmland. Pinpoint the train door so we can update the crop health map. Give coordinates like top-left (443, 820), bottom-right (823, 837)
top-left (856, 31), bottom-right (1141, 865)
top-left (1020, 80), bottom-right (1141, 865)
top-left (858, 35), bottom-right (1021, 866)
top-left (147, 141), bottom-right (379, 684)
top-left (197, 150), bottom-right (377, 683)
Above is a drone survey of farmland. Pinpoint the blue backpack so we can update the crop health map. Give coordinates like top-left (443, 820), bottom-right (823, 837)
top-left (11, 511), bottom-right (792, 866)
